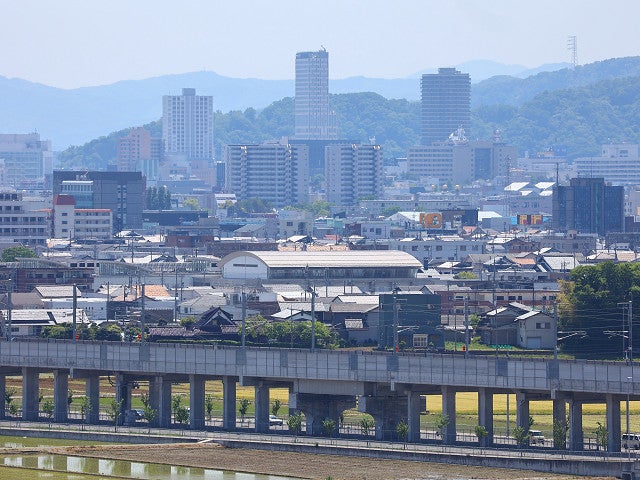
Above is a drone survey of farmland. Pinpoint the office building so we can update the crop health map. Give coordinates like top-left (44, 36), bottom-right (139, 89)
top-left (325, 143), bottom-right (383, 206)
top-left (574, 143), bottom-right (640, 185)
top-left (295, 49), bottom-right (337, 140)
top-left (421, 68), bottom-right (470, 145)
top-left (117, 127), bottom-right (163, 181)
top-left (0, 190), bottom-right (48, 246)
top-left (53, 171), bottom-right (145, 231)
top-left (52, 194), bottom-right (112, 240)
top-left (162, 88), bottom-right (214, 162)
top-left (407, 139), bottom-right (516, 185)
top-left (224, 140), bottom-right (309, 208)
top-left (0, 133), bottom-right (52, 188)
top-left (552, 177), bottom-right (624, 235)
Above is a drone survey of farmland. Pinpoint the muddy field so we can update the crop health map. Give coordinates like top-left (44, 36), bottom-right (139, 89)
top-left (26, 443), bottom-right (614, 480)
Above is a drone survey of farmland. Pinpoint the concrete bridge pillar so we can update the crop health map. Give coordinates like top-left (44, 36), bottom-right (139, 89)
top-left (115, 373), bottom-right (131, 425)
top-left (85, 374), bottom-right (100, 424)
top-left (291, 393), bottom-right (355, 436)
top-left (358, 394), bottom-right (408, 441)
top-left (407, 391), bottom-right (423, 442)
top-left (149, 375), bottom-right (172, 427)
top-left (222, 376), bottom-right (237, 430)
top-left (0, 375), bottom-right (6, 419)
top-left (254, 383), bottom-right (270, 433)
top-left (552, 395), bottom-right (567, 449)
top-left (189, 374), bottom-right (205, 430)
top-left (441, 386), bottom-right (457, 444)
top-left (568, 398), bottom-right (583, 451)
top-left (21, 367), bottom-right (39, 421)
top-left (606, 393), bottom-right (622, 452)
top-left (53, 369), bottom-right (69, 423)
top-left (516, 391), bottom-right (530, 431)
top-left (477, 388), bottom-right (494, 446)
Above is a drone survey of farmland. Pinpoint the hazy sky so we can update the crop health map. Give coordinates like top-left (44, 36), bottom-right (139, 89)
top-left (2, 0), bottom-right (638, 89)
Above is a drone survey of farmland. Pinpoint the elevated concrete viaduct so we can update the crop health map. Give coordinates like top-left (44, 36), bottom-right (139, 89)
top-left (0, 339), bottom-right (638, 452)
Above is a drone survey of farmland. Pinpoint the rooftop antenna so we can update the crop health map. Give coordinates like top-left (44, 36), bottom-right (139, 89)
top-left (567, 36), bottom-right (578, 69)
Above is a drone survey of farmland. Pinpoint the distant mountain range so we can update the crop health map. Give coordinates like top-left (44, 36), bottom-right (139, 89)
top-left (0, 59), bottom-right (571, 150)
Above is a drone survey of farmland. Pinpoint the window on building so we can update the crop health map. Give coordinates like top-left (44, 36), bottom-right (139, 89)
top-left (413, 334), bottom-right (428, 348)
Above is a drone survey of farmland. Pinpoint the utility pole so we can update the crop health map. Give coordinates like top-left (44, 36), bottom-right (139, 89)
top-left (173, 267), bottom-right (179, 323)
top-left (141, 283), bottom-right (146, 344)
top-left (310, 285), bottom-right (316, 352)
top-left (629, 300), bottom-right (633, 362)
top-left (464, 295), bottom-right (469, 357)
top-left (6, 277), bottom-right (12, 341)
top-left (72, 284), bottom-right (77, 341)
top-left (241, 289), bottom-right (247, 348)
top-left (554, 302), bottom-right (558, 360)
top-left (393, 290), bottom-right (399, 353)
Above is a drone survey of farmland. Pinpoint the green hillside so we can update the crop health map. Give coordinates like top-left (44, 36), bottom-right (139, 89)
top-left (56, 60), bottom-right (640, 170)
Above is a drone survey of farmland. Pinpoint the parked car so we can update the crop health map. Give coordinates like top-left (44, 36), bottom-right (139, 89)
top-left (623, 433), bottom-right (640, 449)
top-left (269, 415), bottom-right (284, 426)
top-left (529, 430), bottom-right (545, 445)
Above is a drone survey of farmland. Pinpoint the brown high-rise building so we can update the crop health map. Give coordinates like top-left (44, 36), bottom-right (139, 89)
top-left (117, 127), bottom-right (163, 180)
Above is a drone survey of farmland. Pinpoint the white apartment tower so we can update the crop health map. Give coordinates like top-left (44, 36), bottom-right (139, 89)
top-left (162, 88), bottom-right (214, 162)
top-left (0, 133), bottom-right (52, 188)
top-left (224, 141), bottom-right (309, 208)
top-left (325, 144), bottom-right (383, 207)
top-left (295, 49), bottom-right (338, 140)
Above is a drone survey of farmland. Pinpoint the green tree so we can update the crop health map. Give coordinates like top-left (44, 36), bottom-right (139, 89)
top-left (595, 422), bottom-right (608, 450)
top-left (158, 186), bottom-right (172, 210)
top-left (552, 418), bottom-right (568, 449)
top-left (271, 399), bottom-right (281, 417)
top-left (512, 425), bottom-right (529, 447)
top-left (79, 396), bottom-right (91, 425)
top-left (559, 261), bottom-right (640, 357)
top-left (359, 416), bottom-right (375, 437)
top-left (95, 324), bottom-right (123, 341)
top-left (171, 394), bottom-right (183, 415)
top-left (107, 398), bottom-right (123, 431)
top-left (205, 394), bottom-right (215, 421)
top-left (146, 186), bottom-right (159, 210)
top-left (322, 418), bottom-right (336, 437)
top-left (1, 246), bottom-right (37, 262)
top-left (396, 419), bottom-right (409, 443)
top-left (143, 404), bottom-right (158, 432)
top-left (238, 398), bottom-right (250, 424)
top-left (67, 389), bottom-right (74, 413)
top-left (434, 413), bottom-right (450, 438)
top-left (174, 405), bottom-right (189, 428)
top-left (287, 411), bottom-right (303, 436)
top-left (474, 425), bottom-right (489, 446)
top-left (180, 316), bottom-right (196, 329)
top-left (183, 198), bottom-right (200, 211)
top-left (454, 271), bottom-right (478, 279)
top-left (42, 398), bottom-right (54, 418)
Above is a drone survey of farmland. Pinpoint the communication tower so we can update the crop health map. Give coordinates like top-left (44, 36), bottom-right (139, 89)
top-left (567, 36), bottom-right (578, 69)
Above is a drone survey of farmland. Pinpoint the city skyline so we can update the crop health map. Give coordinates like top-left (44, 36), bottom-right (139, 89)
top-left (1, 0), bottom-right (638, 89)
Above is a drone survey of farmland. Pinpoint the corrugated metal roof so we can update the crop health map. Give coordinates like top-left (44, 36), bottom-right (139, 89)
top-left (220, 251), bottom-right (422, 268)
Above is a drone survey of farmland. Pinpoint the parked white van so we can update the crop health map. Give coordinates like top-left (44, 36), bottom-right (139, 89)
top-left (622, 433), bottom-right (640, 449)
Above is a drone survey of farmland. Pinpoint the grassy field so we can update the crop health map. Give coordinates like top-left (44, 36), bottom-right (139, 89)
top-left (5, 375), bottom-right (638, 441)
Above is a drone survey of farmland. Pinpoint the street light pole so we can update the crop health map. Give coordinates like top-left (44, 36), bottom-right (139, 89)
top-left (311, 286), bottom-right (316, 352)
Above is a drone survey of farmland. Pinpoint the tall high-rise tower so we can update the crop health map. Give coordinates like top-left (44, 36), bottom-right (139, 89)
top-left (295, 49), bottom-right (337, 140)
top-left (162, 88), bottom-right (214, 162)
top-left (421, 68), bottom-right (470, 145)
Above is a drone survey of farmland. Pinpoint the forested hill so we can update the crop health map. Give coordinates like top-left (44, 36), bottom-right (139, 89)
top-left (57, 61), bottom-right (640, 169)
top-left (473, 56), bottom-right (640, 107)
